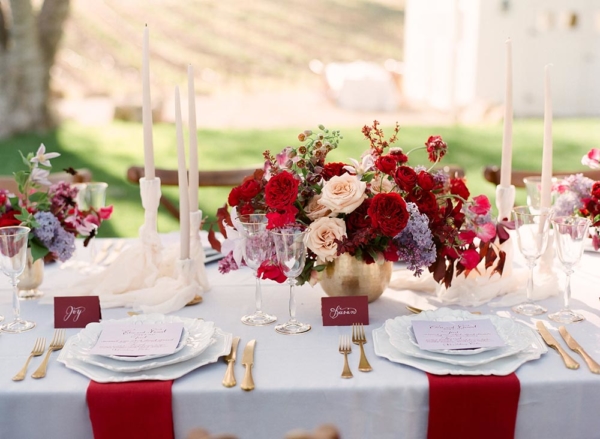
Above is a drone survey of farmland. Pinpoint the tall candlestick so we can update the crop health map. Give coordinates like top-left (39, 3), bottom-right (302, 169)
top-left (188, 65), bottom-right (199, 212)
top-left (175, 86), bottom-right (190, 260)
top-left (540, 64), bottom-right (553, 209)
top-left (142, 25), bottom-right (155, 180)
top-left (500, 38), bottom-right (513, 188)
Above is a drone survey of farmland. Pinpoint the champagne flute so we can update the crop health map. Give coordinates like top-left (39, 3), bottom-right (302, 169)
top-left (237, 214), bottom-right (277, 326)
top-left (83, 182), bottom-right (108, 268)
top-left (511, 206), bottom-right (552, 316)
top-left (0, 226), bottom-right (36, 333)
top-left (549, 216), bottom-right (590, 323)
top-left (271, 224), bottom-right (311, 335)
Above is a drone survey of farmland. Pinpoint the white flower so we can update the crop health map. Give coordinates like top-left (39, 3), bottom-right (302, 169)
top-left (220, 206), bottom-right (245, 267)
top-left (318, 173), bottom-right (366, 215)
top-left (30, 143), bottom-right (60, 167)
top-left (30, 167), bottom-right (52, 186)
top-left (343, 154), bottom-right (374, 177)
top-left (306, 216), bottom-right (346, 263)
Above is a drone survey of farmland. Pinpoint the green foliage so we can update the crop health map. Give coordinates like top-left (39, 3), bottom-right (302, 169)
top-left (0, 119), bottom-right (597, 238)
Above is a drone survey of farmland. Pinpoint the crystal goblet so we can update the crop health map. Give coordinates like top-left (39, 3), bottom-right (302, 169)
top-left (511, 206), bottom-right (552, 316)
top-left (0, 226), bottom-right (36, 333)
top-left (549, 216), bottom-right (590, 323)
top-left (237, 214), bottom-right (277, 326)
top-left (271, 224), bottom-right (311, 335)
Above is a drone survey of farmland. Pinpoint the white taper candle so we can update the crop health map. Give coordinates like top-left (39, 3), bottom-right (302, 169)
top-left (175, 86), bottom-right (190, 260)
top-left (142, 25), bottom-right (155, 180)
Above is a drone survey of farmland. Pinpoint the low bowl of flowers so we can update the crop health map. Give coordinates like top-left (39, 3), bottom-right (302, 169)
top-left (213, 121), bottom-right (507, 302)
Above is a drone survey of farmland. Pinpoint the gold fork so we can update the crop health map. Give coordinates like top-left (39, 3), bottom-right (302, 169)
top-left (12, 338), bottom-right (46, 381)
top-left (339, 335), bottom-right (353, 379)
top-left (352, 323), bottom-right (372, 372)
top-left (31, 329), bottom-right (66, 379)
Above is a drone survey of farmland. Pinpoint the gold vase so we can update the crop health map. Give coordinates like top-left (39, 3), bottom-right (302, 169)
top-left (319, 253), bottom-right (392, 302)
top-left (17, 249), bottom-right (44, 300)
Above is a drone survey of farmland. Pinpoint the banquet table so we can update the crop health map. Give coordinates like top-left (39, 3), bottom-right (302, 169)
top-left (1, 238), bottom-right (600, 439)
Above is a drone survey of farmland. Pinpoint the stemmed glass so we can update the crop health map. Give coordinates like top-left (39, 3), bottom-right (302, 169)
top-left (237, 214), bottom-right (277, 326)
top-left (82, 182), bottom-right (108, 269)
top-left (0, 226), bottom-right (36, 333)
top-left (549, 216), bottom-right (590, 323)
top-left (271, 224), bottom-right (311, 335)
top-left (512, 206), bottom-right (552, 316)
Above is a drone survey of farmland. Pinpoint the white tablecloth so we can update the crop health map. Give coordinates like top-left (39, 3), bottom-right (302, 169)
top-left (1, 239), bottom-right (600, 439)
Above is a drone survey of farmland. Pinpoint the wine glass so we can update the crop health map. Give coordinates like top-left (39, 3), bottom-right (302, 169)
top-left (80, 182), bottom-right (108, 272)
top-left (0, 226), bottom-right (36, 333)
top-left (511, 206), bottom-right (552, 316)
top-left (237, 214), bottom-right (277, 326)
top-left (549, 216), bottom-right (590, 323)
top-left (271, 224), bottom-right (311, 335)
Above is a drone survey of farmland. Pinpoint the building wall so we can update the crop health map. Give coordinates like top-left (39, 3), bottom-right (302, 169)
top-left (404, 0), bottom-right (600, 117)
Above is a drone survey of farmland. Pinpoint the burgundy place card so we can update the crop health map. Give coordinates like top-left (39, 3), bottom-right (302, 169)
top-left (54, 296), bottom-right (101, 328)
top-left (321, 296), bottom-right (369, 326)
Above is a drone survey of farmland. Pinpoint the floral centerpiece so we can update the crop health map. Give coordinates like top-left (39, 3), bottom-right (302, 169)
top-left (553, 148), bottom-right (600, 249)
top-left (214, 121), bottom-right (507, 288)
top-left (0, 144), bottom-right (112, 262)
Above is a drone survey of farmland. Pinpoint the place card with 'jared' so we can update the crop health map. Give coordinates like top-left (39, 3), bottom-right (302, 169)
top-left (321, 296), bottom-right (369, 326)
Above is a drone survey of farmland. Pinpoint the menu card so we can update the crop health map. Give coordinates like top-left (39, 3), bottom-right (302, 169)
top-left (412, 319), bottom-right (505, 351)
top-left (89, 323), bottom-right (184, 357)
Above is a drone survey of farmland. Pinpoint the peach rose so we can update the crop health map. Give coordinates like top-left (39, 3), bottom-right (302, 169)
top-left (370, 173), bottom-right (395, 194)
top-left (306, 217), bottom-right (346, 263)
top-left (318, 173), bottom-right (366, 214)
top-left (305, 194), bottom-right (331, 221)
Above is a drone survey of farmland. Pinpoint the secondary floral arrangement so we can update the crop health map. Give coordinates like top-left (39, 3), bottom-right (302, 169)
top-left (0, 144), bottom-right (113, 262)
top-left (553, 148), bottom-right (600, 249)
top-left (214, 121), bottom-right (508, 287)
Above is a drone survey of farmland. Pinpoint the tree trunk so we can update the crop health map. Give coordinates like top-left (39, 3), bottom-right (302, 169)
top-left (0, 0), bottom-right (70, 139)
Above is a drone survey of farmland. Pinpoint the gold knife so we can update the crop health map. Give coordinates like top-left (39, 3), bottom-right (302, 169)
top-left (558, 326), bottom-right (600, 374)
top-left (241, 339), bottom-right (256, 391)
top-left (536, 321), bottom-right (580, 370)
top-left (222, 337), bottom-right (241, 387)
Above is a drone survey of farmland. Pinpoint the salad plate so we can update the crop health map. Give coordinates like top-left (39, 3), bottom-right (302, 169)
top-left (373, 325), bottom-right (546, 376)
top-left (58, 329), bottom-right (231, 382)
top-left (67, 315), bottom-right (215, 372)
top-left (385, 308), bottom-right (534, 366)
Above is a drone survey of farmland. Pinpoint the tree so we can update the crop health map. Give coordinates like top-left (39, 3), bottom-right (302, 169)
top-left (0, 0), bottom-right (70, 139)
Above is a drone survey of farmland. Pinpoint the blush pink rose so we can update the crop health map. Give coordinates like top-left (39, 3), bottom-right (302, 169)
top-left (318, 173), bottom-right (367, 214)
top-left (305, 216), bottom-right (346, 263)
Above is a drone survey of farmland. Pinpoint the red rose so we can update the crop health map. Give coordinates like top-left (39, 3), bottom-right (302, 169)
top-left (394, 166), bottom-right (418, 192)
top-left (383, 241), bottom-right (400, 262)
top-left (375, 155), bottom-right (397, 175)
top-left (450, 177), bottom-right (470, 200)
top-left (238, 179), bottom-right (261, 201)
top-left (389, 148), bottom-right (408, 164)
top-left (228, 187), bottom-right (241, 207)
top-left (408, 190), bottom-right (438, 218)
top-left (264, 171), bottom-right (299, 210)
top-left (266, 205), bottom-right (298, 229)
top-left (321, 162), bottom-right (348, 180)
top-left (257, 261), bottom-right (287, 283)
top-left (425, 135), bottom-right (447, 163)
top-left (0, 210), bottom-right (21, 228)
top-left (345, 199), bottom-right (372, 232)
top-left (417, 171), bottom-right (435, 191)
top-left (592, 182), bottom-right (600, 199)
top-left (239, 204), bottom-right (255, 215)
top-left (368, 192), bottom-right (409, 237)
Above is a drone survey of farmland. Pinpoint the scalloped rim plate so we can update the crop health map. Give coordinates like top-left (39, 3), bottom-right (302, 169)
top-left (58, 329), bottom-right (232, 382)
top-left (373, 325), bottom-right (546, 376)
top-left (385, 308), bottom-right (534, 366)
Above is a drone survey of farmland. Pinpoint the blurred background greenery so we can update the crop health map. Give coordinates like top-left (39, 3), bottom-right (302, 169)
top-left (1, 0), bottom-right (598, 238)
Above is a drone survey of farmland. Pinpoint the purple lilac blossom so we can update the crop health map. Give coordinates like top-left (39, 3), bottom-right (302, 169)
top-left (218, 251), bottom-right (239, 274)
top-left (394, 202), bottom-right (437, 276)
top-left (32, 211), bottom-right (75, 261)
top-left (432, 170), bottom-right (449, 187)
top-left (553, 174), bottom-right (594, 217)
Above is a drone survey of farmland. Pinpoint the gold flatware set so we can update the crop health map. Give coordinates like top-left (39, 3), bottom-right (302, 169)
top-left (536, 321), bottom-right (600, 373)
top-left (338, 324), bottom-right (372, 378)
top-left (220, 337), bottom-right (255, 391)
top-left (12, 329), bottom-right (65, 381)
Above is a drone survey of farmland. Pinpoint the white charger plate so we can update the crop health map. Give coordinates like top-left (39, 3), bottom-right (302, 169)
top-left (67, 315), bottom-right (216, 372)
top-left (373, 325), bottom-right (546, 376)
top-left (58, 329), bottom-right (232, 382)
top-left (385, 308), bottom-right (534, 366)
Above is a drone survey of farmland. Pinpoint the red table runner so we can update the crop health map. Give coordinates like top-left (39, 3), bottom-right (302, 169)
top-left (87, 380), bottom-right (174, 439)
top-left (427, 373), bottom-right (520, 439)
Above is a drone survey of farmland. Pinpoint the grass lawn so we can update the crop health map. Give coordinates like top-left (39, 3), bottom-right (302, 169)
top-left (0, 119), bottom-right (598, 237)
